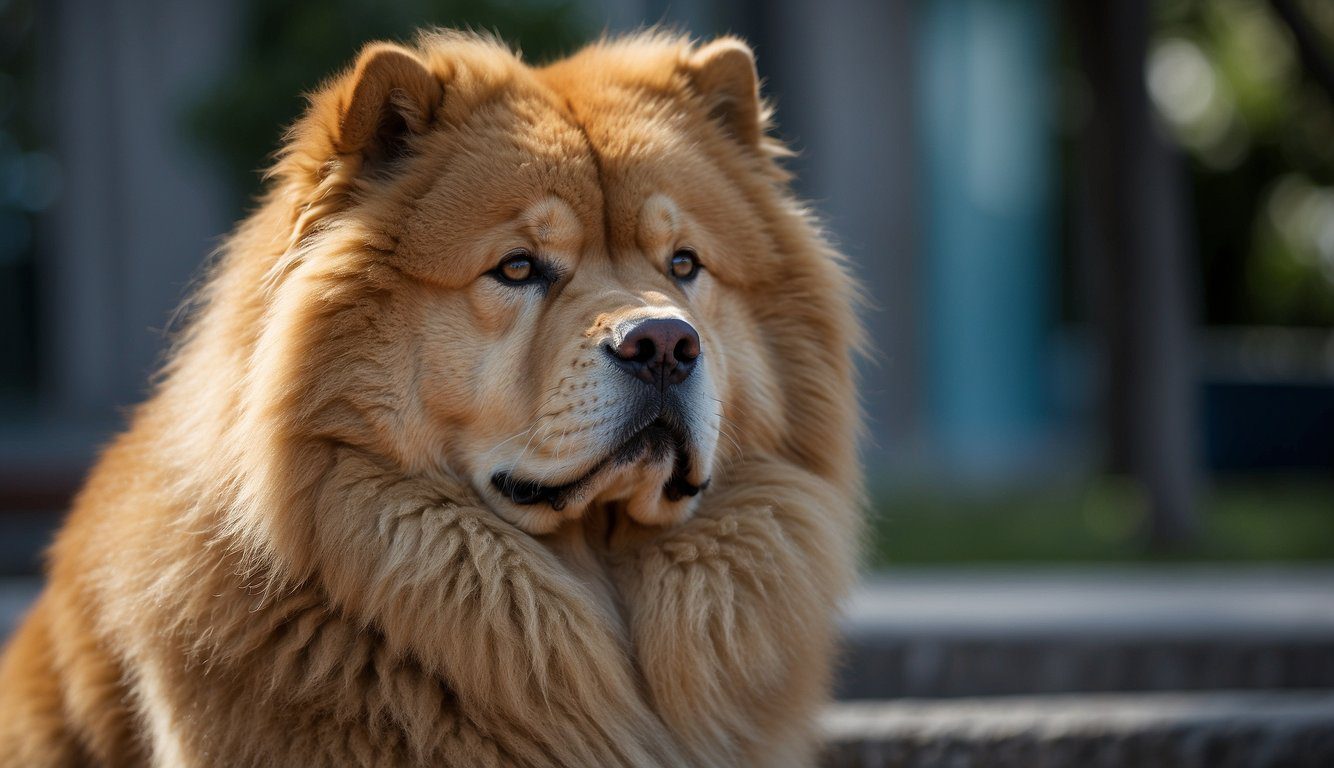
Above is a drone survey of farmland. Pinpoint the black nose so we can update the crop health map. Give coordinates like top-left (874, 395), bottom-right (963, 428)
top-left (607, 318), bottom-right (701, 387)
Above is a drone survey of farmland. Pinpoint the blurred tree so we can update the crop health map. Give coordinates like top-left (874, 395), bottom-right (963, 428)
top-left (0, 0), bottom-right (56, 401)
top-left (187, 0), bottom-right (588, 211)
top-left (1071, 0), bottom-right (1201, 550)
top-left (1065, 0), bottom-right (1333, 549)
top-left (1151, 0), bottom-right (1334, 326)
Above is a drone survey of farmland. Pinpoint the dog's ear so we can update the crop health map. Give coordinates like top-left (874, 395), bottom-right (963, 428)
top-left (686, 38), bottom-right (763, 147)
top-left (334, 43), bottom-right (442, 166)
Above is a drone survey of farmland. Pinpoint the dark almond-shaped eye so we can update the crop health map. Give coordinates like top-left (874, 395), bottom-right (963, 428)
top-left (670, 249), bottom-right (701, 281)
top-left (500, 254), bottom-right (533, 281)
top-left (492, 249), bottom-right (540, 285)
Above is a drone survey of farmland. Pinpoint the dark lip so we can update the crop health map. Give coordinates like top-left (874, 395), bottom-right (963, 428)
top-left (491, 414), bottom-right (708, 511)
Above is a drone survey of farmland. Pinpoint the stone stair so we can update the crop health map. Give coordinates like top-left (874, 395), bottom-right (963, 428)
top-left (823, 567), bottom-right (1334, 767)
top-left (820, 691), bottom-right (1334, 768)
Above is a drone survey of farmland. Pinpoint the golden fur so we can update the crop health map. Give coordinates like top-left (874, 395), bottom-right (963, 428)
top-left (0, 31), bottom-right (863, 767)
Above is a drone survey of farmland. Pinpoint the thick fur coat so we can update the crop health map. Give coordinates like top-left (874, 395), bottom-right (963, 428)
top-left (0, 31), bottom-right (863, 767)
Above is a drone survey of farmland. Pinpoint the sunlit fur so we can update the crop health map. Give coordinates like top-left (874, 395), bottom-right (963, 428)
top-left (0, 30), bottom-right (863, 767)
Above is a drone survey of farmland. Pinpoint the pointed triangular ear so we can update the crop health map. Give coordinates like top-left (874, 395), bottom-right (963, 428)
top-left (686, 38), bottom-right (763, 147)
top-left (336, 43), bottom-right (442, 164)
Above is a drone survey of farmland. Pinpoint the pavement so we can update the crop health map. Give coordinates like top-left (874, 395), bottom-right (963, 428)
top-left (837, 567), bottom-right (1334, 699)
top-left (820, 690), bottom-right (1334, 767)
top-left (843, 567), bottom-right (1334, 639)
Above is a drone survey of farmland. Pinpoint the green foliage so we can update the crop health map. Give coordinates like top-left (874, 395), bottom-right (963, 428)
top-left (868, 477), bottom-right (1334, 565)
top-left (1152, 0), bottom-right (1334, 326)
top-left (186, 0), bottom-right (589, 211)
top-left (0, 0), bottom-right (44, 397)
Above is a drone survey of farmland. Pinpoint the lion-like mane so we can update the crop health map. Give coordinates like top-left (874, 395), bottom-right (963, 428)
top-left (0, 31), bottom-right (862, 768)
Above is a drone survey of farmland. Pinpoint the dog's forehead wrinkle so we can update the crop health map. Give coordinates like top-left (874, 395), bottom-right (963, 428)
top-left (527, 85), bottom-right (685, 259)
top-left (550, 93), bottom-right (615, 260)
top-left (639, 194), bottom-right (681, 244)
top-left (520, 196), bottom-right (581, 249)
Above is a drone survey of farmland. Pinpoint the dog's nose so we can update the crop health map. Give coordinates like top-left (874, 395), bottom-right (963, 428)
top-left (608, 318), bottom-right (701, 387)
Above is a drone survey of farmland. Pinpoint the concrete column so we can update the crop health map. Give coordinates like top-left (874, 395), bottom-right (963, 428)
top-left (764, 0), bottom-right (923, 479)
top-left (42, 0), bottom-right (236, 419)
top-left (1071, 1), bottom-right (1200, 547)
top-left (916, 0), bottom-right (1056, 477)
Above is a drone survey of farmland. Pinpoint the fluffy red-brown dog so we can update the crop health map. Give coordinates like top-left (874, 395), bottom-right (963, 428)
top-left (0, 31), bottom-right (862, 767)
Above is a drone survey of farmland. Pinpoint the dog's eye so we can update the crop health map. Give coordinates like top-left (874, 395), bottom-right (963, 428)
top-left (669, 249), bottom-right (701, 282)
top-left (500, 256), bottom-right (532, 282)
top-left (492, 250), bottom-right (545, 286)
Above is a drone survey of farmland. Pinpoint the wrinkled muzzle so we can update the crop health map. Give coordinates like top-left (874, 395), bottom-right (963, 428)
top-left (481, 302), bottom-right (720, 534)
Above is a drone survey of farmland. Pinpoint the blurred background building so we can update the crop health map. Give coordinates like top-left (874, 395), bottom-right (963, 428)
top-left (0, 0), bottom-right (1332, 572)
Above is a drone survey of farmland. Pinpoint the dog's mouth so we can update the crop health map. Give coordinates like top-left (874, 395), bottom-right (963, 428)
top-left (490, 417), bottom-right (709, 511)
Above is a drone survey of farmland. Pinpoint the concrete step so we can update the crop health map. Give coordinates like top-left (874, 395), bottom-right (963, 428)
top-left (820, 690), bottom-right (1334, 768)
top-left (838, 567), bottom-right (1334, 699)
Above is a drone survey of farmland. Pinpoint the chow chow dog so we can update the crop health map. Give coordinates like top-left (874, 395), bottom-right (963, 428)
top-left (0, 30), bottom-right (862, 767)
